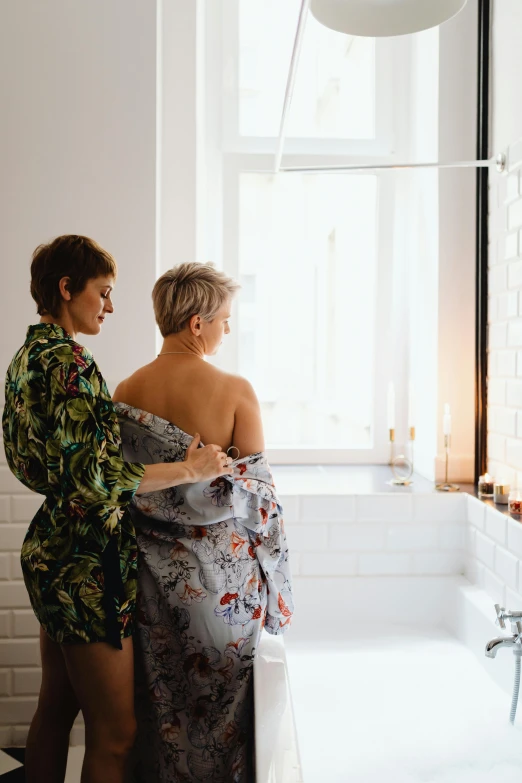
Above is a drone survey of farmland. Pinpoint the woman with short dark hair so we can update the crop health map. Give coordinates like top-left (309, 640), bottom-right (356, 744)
top-left (2, 236), bottom-right (232, 783)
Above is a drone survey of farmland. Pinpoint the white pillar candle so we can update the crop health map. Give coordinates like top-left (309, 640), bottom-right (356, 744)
top-left (494, 482), bottom-right (510, 505)
top-left (443, 403), bottom-right (452, 436)
top-left (387, 383), bottom-right (395, 430)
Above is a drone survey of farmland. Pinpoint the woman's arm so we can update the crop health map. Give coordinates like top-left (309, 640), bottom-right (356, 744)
top-left (46, 357), bottom-right (231, 516)
top-left (136, 435), bottom-right (231, 495)
top-left (231, 377), bottom-right (265, 456)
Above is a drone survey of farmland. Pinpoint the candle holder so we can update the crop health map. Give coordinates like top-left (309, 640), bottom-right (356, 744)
top-left (494, 482), bottom-right (510, 505)
top-left (478, 474), bottom-right (495, 498)
top-left (389, 428), bottom-right (395, 466)
top-left (435, 435), bottom-right (460, 492)
top-left (509, 490), bottom-right (522, 516)
top-left (387, 428), bottom-right (415, 486)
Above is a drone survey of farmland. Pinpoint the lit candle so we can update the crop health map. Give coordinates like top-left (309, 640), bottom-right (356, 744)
top-left (509, 490), bottom-right (522, 515)
top-left (443, 403), bottom-right (452, 436)
top-left (478, 473), bottom-right (495, 497)
top-left (387, 383), bottom-right (395, 431)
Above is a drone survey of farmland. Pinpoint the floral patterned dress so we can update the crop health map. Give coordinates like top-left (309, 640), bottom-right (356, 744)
top-left (2, 324), bottom-right (145, 648)
top-left (116, 403), bottom-right (294, 783)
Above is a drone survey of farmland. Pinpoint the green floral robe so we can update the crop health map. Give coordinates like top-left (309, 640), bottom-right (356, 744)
top-left (2, 323), bottom-right (145, 648)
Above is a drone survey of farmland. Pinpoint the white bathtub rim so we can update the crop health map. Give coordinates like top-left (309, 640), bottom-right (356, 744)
top-left (254, 631), bottom-right (303, 783)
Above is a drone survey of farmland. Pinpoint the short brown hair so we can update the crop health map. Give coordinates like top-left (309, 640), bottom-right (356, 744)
top-left (152, 263), bottom-right (240, 337)
top-left (30, 235), bottom-right (117, 317)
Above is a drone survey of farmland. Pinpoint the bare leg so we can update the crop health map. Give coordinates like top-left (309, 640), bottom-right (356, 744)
top-left (25, 628), bottom-right (80, 783)
top-left (61, 635), bottom-right (136, 783)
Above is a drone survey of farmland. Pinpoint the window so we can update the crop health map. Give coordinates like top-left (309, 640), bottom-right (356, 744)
top-left (206, 0), bottom-right (409, 462)
top-left (238, 172), bottom-right (377, 449)
top-left (238, 1), bottom-right (376, 139)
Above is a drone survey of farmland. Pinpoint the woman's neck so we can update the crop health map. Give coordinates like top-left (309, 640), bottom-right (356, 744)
top-left (40, 314), bottom-right (77, 340)
top-left (158, 335), bottom-right (204, 359)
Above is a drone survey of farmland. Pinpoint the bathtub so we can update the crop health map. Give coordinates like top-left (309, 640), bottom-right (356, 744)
top-left (254, 574), bottom-right (522, 783)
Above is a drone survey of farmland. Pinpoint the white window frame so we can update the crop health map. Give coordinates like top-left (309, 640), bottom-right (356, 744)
top-left (220, 0), bottom-right (399, 158)
top-left (205, 1), bottom-right (411, 464)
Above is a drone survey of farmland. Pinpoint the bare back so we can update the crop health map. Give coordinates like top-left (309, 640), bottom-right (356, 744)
top-left (113, 356), bottom-right (265, 456)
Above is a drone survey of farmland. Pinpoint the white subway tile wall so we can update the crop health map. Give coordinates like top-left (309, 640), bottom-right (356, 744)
top-left (288, 493), bottom-right (522, 637)
top-left (412, 552), bottom-right (465, 575)
top-left (489, 142), bottom-right (522, 485)
top-left (289, 494), bottom-right (468, 581)
top-left (467, 495), bottom-right (486, 530)
top-left (494, 546), bottom-right (519, 590)
top-left (0, 435), bottom-right (48, 746)
top-left (413, 494), bottom-right (466, 523)
top-left (475, 530), bottom-right (497, 569)
top-left (506, 586), bottom-right (522, 609)
top-left (484, 568), bottom-right (507, 606)
top-left (465, 498), bottom-right (522, 614)
top-left (485, 507), bottom-right (508, 544)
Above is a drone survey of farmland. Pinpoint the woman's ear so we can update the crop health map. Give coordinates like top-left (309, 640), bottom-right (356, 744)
top-left (58, 276), bottom-right (72, 302)
top-left (189, 314), bottom-right (202, 335)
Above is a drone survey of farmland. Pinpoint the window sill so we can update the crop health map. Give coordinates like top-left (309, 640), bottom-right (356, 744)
top-left (271, 464), bottom-right (474, 497)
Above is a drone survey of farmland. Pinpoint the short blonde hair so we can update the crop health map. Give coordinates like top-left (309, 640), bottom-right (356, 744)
top-left (152, 262), bottom-right (240, 337)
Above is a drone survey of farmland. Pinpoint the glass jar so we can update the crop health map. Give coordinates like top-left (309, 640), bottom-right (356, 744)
top-left (478, 474), bottom-right (495, 498)
top-left (509, 491), bottom-right (522, 516)
top-left (391, 453), bottom-right (414, 484)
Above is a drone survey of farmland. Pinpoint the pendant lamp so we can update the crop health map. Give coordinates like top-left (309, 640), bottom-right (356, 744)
top-left (309, 0), bottom-right (468, 38)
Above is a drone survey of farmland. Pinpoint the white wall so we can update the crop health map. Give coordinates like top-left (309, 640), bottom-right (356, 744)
top-left (486, 0), bottom-right (522, 486)
top-left (0, 0), bottom-right (158, 391)
top-left (157, 0), bottom-right (207, 278)
top-left (491, 0), bottom-right (522, 155)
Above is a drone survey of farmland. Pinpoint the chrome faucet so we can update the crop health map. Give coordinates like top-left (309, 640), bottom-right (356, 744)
top-left (485, 604), bottom-right (522, 659)
top-left (486, 605), bottom-right (522, 724)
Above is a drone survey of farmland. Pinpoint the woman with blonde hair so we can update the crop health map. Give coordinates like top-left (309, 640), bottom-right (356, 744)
top-left (2, 237), bottom-right (231, 783)
top-left (114, 262), bottom-right (293, 782)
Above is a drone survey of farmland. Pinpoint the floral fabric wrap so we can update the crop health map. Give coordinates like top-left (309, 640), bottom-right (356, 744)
top-left (116, 403), bottom-right (293, 783)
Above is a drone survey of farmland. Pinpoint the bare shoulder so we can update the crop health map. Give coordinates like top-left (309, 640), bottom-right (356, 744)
top-left (112, 361), bottom-right (155, 403)
top-left (229, 373), bottom-right (264, 454)
top-left (217, 369), bottom-right (258, 402)
top-left (112, 377), bottom-right (128, 402)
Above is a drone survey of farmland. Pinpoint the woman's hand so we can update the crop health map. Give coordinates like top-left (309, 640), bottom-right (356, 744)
top-left (135, 435), bottom-right (233, 495)
top-left (184, 434), bottom-right (233, 482)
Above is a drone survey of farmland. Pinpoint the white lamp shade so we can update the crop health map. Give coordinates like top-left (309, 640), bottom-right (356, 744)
top-left (310, 0), bottom-right (468, 38)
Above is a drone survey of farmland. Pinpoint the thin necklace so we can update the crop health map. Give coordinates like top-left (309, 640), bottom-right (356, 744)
top-left (157, 351), bottom-right (202, 357)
